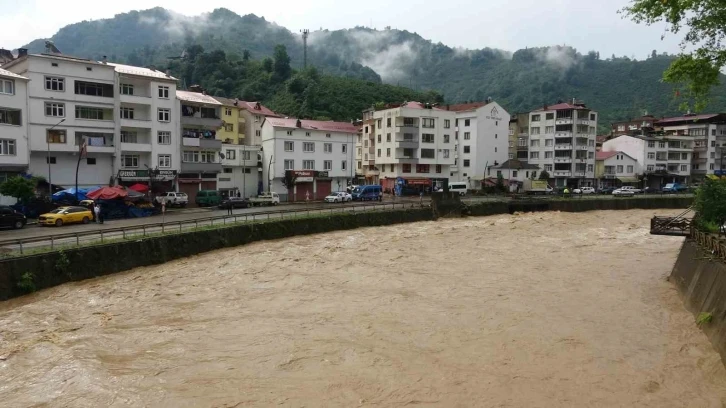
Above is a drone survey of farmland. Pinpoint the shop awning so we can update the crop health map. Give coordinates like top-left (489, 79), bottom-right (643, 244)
top-left (617, 177), bottom-right (639, 183)
top-left (707, 174), bottom-right (721, 180)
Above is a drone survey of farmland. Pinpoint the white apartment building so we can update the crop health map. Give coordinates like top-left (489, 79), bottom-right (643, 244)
top-left (373, 102), bottom-right (456, 193)
top-left (0, 68), bottom-right (29, 204)
top-left (445, 101), bottom-right (511, 187)
top-left (656, 114), bottom-right (726, 181)
top-left (219, 144), bottom-right (262, 198)
top-left (177, 89), bottom-right (223, 201)
top-left (261, 118), bottom-right (357, 201)
top-left (3, 53), bottom-right (118, 190)
top-left (112, 63), bottom-right (179, 192)
top-left (239, 101), bottom-right (280, 146)
top-left (595, 151), bottom-right (640, 189)
top-left (525, 101), bottom-right (598, 188)
top-left (355, 108), bottom-right (379, 184)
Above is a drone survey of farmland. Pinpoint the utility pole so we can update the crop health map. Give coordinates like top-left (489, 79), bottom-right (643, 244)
top-left (301, 29), bottom-right (310, 68)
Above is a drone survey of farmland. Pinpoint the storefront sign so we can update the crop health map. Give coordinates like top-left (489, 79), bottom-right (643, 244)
top-left (154, 170), bottom-right (178, 181)
top-left (290, 170), bottom-right (314, 182)
top-left (316, 171), bottom-right (329, 178)
top-left (118, 170), bottom-right (149, 179)
top-left (406, 178), bottom-right (431, 186)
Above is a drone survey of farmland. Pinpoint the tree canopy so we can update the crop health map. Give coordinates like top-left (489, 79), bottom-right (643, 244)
top-left (0, 176), bottom-right (36, 201)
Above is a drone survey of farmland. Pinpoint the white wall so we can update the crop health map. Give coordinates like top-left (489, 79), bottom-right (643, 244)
top-left (0, 74), bottom-right (29, 168)
top-left (30, 152), bottom-right (113, 187)
top-left (453, 102), bottom-right (510, 181)
top-left (602, 135), bottom-right (646, 165)
top-left (602, 153), bottom-right (640, 177)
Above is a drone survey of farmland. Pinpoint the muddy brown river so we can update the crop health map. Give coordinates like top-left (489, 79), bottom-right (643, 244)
top-left (1, 209), bottom-right (725, 407)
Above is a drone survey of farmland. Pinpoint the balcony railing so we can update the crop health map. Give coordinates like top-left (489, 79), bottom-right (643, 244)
top-left (554, 144), bottom-right (573, 150)
top-left (554, 157), bottom-right (572, 163)
top-left (553, 170), bottom-right (572, 177)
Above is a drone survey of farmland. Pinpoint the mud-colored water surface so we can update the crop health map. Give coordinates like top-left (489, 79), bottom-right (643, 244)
top-left (1, 209), bottom-right (725, 407)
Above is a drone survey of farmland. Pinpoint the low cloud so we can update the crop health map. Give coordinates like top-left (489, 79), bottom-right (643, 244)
top-left (538, 46), bottom-right (579, 70)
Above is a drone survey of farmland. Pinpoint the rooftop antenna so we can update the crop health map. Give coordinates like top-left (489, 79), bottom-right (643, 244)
top-left (300, 29), bottom-right (310, 68)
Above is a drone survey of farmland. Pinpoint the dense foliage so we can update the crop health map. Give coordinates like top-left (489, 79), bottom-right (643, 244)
top-left (167, 45), bottom-right (441, 121)
top-left (24, 7), bottom-right (726, 131)
top-left (0, 176), bottom-right (37, 201)
top-left (694, 179), bottom-right (726, 232)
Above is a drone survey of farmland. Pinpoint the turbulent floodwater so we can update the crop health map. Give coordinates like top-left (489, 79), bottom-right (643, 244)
top-left (1, 209), bottom-right (726, 407)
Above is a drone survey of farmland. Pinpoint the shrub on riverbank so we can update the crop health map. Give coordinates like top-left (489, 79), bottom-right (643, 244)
top-left (694, 179), bottom-right (726, 231)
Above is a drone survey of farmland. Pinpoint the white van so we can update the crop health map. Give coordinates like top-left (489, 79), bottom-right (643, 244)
top-left (448, 182), bottom-right (468, 196)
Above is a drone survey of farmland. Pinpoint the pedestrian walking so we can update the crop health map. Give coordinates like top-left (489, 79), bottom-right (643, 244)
top-left (227, 202), bottom-right (233, 216)
top-left (87, 201), bottom-right (96, 222)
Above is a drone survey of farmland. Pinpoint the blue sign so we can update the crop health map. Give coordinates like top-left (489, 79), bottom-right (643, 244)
top-left (395, 177), bottom-right (405, 196)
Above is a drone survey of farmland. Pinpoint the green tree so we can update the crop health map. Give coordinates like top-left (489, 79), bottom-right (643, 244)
top-left (538, 170), bottom-right (550, 180)
top-left (694, 179), bottom-right (726, 231)
top-left (623, 0), bottom-right (726, 110)
top-left (273, 44), bottom-right (292, 81)
top-left (0, 176), bottom-right (36, 201)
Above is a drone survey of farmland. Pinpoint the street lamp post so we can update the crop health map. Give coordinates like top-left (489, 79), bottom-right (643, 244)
top-left (47, 118), bottom-right (66, 195)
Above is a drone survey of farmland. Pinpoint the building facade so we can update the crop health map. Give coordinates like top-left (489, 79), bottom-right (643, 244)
top-left (177, 89), bottom-right (223, 202)
top-left (218, 144), bottom-right (262, 198)
top-left (509, 113), bottom-right (530, 162)
top-left (261, 118), bottom-right (357, 201)
top-left (525, 101), bottom-right (598, 188)
top-left (354, 108), bottom-right (379, 185)
top-left (213, 96), bottom-right (245, 146)
top-left (0, 68), bottom-right (30, 204)
top-left (239, 101), bottom-right (280, 146)
top-left (446, 101), bottom-right (511, 187)
top-left (595, 151), bottom-right (640, 189)
top-left (372, 102), bottom-right (456, 193)
top-left (611, 115), bottom-right (656, 137)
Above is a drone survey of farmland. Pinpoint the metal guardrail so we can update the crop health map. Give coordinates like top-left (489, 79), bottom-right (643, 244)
top-left (692, 229), bottom-right (726, 261)
top-left (0, 201), bottom-right (425, 255)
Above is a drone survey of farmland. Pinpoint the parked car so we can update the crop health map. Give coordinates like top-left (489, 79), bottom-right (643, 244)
top-left (156, 192), bottom-right (188, 207)
top-left (619, 186), bottom-right (642, 194)
top-left (612, 188), bottom-right (635, 197)
top-left (325, 192), bottom-right (352, 203)
top-left (579, 187), bottom-right (596, 195)
top-left (599, 187), bottom-right (617, 195)
top-left (195, 190), bottom-right (222, 207)
top-left (39, 206), bottom-right (93, 227)
top-left (0, 205), bottom-right (27, 229)
top-left (352, 185), bottom-right (382, 201)
top-left (218, 197), bottom-right (250, 209)
top-left (448, 182), bottom-right (469, 196)
top-left (662, 183), bottom-right (687, 193)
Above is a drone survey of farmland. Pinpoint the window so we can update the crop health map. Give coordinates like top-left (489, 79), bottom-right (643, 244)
top-left (416, 164), bottom-right (430, 173)
top-left (0, 108), bottom-right (21, 125)
top-left (420, 149), bottom-right (435, 159)
top-left (545, 126), bottom-right (554, 134)
top-left (463, 145), bottom-right (471, 153)
top-left (303, 160), bottom-right (315, 170)
top-left (158, 86), bottom-right (169, 98)
top-left (200, 151), bottom-right (216, 163)
top-left (530, 127), bottom-right (541, 135)
top-left (183, 151), bottom-right (198, 163)
top-left (681, 164), bottom-right (688, 172)
top-left (588, 152), bottom-right (594, 159)
top-left (243, 151), bottom-right (251, 161)
top-left (75, 106), bottom-right (104, 120)
top-left (647, 152), bottom-right (655, 159)
top-left (158, 155), bottom-right (171, 168)
top-left (305, 132), bottom-right (311, 137)
top-left (226, 149), bottom-right (236, 160)
top-left (0, 139), bottom-right (16, 155)
top-left (545, 151), bottom-right (553, 159)
top-left (390, 164), bottom-right (395, 172)
top-left (47, 129), bottom-right (66, 143)
top-left (590, 113), bottom-right (596, 121)
top-left (120, 84), bottom-right (134, 95)
top-left (587, 164), bottom-right (594, 172)
top-left (387, 118), bottom-right (391, 127)
top-left (513, 171), bottom-right (518, 178)
top-left (287, 130), bottom-right (293, 136)
top-left (223, 167), bottom-right (233, 174)
top-left (46, 157), bottom-right (56, 164)
top-left (342, 160), bottom-right (347, 171)
top-left (324, 160), bottom-right (332, 170)
top-left (531, 114), bottom-right (541, 122)
top-left (544, 164), bottom-right (553, 172)
top-left (444, 134), bottom-right (450, 143)
top-left (530, 139), bottom-right (540, 147)
top-left (284, 159), bottom-right (294, 170)
top-left (284, 141), bottom-right (294, 152)
top-left (324, 143), bottom-right (332, 153)
top-left (464, 119), bottom-right (471, 126)
top-left (0, 79), bottom-right (14, 95)
top-left (224, 108), bottom-right (232, 116)
top-left (45, 76), bottom-right (65, 91)
top-left (384, 133), bottom-right (390, 142)
top-left (422, 118), bottom-right (436, 128)
top-left (75, 81), bottom-right (111, 97)
top-left (377, 119), bottom-right (382, 128)
top-left (83, 157), bottom-right (95, 165)
top-left (530, 151), bottom-right (539, 159)
top-left (711, 151), bottom-right (716, 159)
top-left (436, 165), bottom-right (442, 173)
top-left (443, 149), bottom-right (450, 158)
top-left (120, 131), bottom-right (137, 143)
top-left (326, 133), bottom-right (331, 138)
top-left (682, 153), bottom-right (688, 160)
top-left (45, 102), bottom-right (65, 117)
top-left (342, 144), bottom-right (347, 154)
top-left (627, 165), bottom-right (634, 173)
top-left (617, 165), bottom-right (624, 173)
top-left (422, 134), bottom-right (435, 143)
top-left (120, 107), bottom-right (134, 119)
top-left (303, 142), bottom-right (315, 152)
top-left (712, 141), bottom-right (717, 148)
top-left (224, 124), bottom-right (234, 132)
top-left (710, 163), bottom-right (715, 170)
top-left (545, 139), bottom-right (553, 147)
top-left (444, 119), bottom-right (450, 129)
top-left (377, 149), bottom-right (381, 157)
top-left (463, 159), bottom-right (470, 167)
top-left (509, 153), bottom-right (514, 159)
top-left (659, 142), bottom-right (666, 148)
top-left (402, 163), bottom-right (412, 173)
top-left (464, 132), bottom-right (471, 140)
top-left (545, 113), bottom-right (554, 120)
top-left (648, 141), bottom-right (655, 148)
top-left (121, 155), bottom-right (139, 168)
top-left (377, 135), bottom-right (381, 143)
top-left (157, 131), bottom-right (171, 145)
top-left (158, 108), bottom-right (170, 122)
top-left (386, 148), bottom-right (391, 157)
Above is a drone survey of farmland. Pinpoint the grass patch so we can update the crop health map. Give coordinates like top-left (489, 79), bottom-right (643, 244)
top-left (697, 312), bottom-right (713, 326)
top-left (16, 271), bottom-right (35, 293)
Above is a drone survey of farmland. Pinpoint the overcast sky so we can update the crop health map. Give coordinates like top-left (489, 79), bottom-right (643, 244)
top-left (5, 0), bottom-right (681, 58)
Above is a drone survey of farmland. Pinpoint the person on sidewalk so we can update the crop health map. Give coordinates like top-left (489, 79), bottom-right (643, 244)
top-left (87, 201), bottom-right (96, 223)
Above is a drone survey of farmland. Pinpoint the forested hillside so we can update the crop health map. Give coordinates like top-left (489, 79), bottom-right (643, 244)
top-left (21, 7), bottom-right (726, 130)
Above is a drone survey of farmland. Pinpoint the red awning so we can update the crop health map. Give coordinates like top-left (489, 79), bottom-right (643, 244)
top-left (86, 186), bottom-right (129, 200)
top-left (128, 183), bottom-right (150, 193)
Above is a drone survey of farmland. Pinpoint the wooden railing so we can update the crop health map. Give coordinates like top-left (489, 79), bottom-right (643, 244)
top-left (692, 229), bottom-right (726, 261)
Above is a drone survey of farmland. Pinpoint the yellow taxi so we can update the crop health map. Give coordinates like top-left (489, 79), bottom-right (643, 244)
top-left (39, 206), bottom-right (94, 227)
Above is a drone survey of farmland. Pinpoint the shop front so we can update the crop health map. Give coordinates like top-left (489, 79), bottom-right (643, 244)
top-left (117, 169), bottom-right (177, 196)
top-left (389, 177), bottom-right (433, 196)
top-left (286, 171), bottom-right (336, 202)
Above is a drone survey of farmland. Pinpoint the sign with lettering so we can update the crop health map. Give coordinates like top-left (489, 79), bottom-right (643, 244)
top-left (118, 170), bottom-right (148, 178)
top-left (316, 171), bottom-right (329, 178)
top-left (486, 106), bottom-right (502, 121)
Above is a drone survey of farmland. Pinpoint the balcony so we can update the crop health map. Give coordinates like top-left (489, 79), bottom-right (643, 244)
top-left (553, 171), bottom-right (572, 177)
top-left (365, 169), bottom-right (380, 176)
top-left (76, 135), bottom-right (115, 154)
top-left (395, 154), bottom-right (418, 160)
top-left (575, 145), bottom-right (588, 151)
top-left (181, 116), bottom-right (223, 128)
top-left (516, 145), bottom-right (528, 151)
top-left (554, 144), bottom-right (572, 150)
top-left (555, 118), bottom-right (573, 125)
top-left (692, 158), bottom-right (708, 164)
top-left (120, 118), bottom-right (152, 129)
top-left (182, 137), bottom-right (222, 150)
top-left (368, 146), bottom-right (375, 154)
top-left (395, 135), bottom-right (419, 149)
top-left (603, 173), bottom-right (616, 178)
top-left (120, 94), bottom-right (152, 105)
top-left (554, 157), bottom-right (572, 163)
top-left (181, 162), bottom-right (223, 173)
top-left (120, 141), bottom-right (152, 153)
top-left (555, 132), bottom-right (572, 138)
top-left (693, 145), bottom-right (707, 152)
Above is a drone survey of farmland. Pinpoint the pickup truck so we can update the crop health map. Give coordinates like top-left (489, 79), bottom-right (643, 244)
top-left (155, 192), bottom-right (189, 207)
top-left (248, 192), bottom-right (280, 206)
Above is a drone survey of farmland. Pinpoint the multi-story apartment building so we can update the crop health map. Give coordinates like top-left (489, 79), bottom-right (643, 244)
top-left (509, 113), bottom-right (530, 162)
top-left (611, 115), bottom-right (656, 137)
top-left (177, 89), bottom-right (223, 201)
top-left (261, 118), bottom-right (357, 201)
top-left (3, 52), bottom-right (118, 189)
top-left (213, 96), bottom-right (245, 145)
top-left (354, 108), bottom-right (379, 185)
top-left (0, 68), bottom-right (29, 204)
top-left (373, 102), bottom-right (455, 192)
top-left (445, 101), bottom-right (510, 185)
top-left (112, 63), bottom-right (179, 192)
top-left (238, 101), bottom-right (280, 146)
top-left (525, 101), bottom-right (598, 188)
top-left (595, 151), bottom-right (640, 189)
top-left (218, 144), bottom-right (262, 198)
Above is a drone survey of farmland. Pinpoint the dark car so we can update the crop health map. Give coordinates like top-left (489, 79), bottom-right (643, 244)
top-left (599, 187), bottom-right (617, 195)
top-left (219, 197), bottom-right (250, 209)
top-left (0, 205), bottom-right (27, 229)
